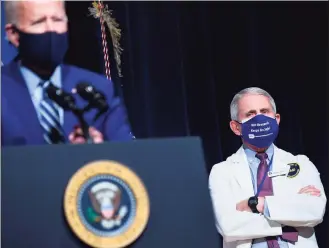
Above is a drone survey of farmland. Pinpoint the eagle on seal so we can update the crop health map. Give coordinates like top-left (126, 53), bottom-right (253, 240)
top-left (89, 181), bottom-right (121, 220)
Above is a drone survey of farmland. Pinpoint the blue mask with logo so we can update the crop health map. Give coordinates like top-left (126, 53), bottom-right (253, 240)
top-left (239, 114), bottom-right (279, 148)
top-left (17, 29), bottom-right (68, 70)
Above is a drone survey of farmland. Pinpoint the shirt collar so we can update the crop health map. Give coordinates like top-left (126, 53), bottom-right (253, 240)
top-left (243, 143), bottom-right (274, 161)
top-left (19, 64), bottom-right (62, 93)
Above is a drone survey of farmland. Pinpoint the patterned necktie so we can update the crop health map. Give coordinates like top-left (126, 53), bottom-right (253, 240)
top-left (256, 153), bottom-right (273, 197)
top-left (256, 153), bottom-right (298, 247)
top-left (39, 82), bottom-right (64, 144)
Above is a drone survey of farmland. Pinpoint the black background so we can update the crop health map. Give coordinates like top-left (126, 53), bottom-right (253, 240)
top-left (65, 1), bottom-right (328, 246)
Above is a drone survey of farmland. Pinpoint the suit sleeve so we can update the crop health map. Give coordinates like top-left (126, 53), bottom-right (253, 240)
top-left (99, 79), bottom-right (134, 141)
top-left (103, 96), bottom-right (134, 141)
top-left (208, 163), bottom-right (282, 242)
top-left (264, 155), bottom-right (327, 227)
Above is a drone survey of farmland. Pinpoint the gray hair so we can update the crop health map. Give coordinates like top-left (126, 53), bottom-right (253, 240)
top-left (4, 1), bottom-right (20, 25)
top-left (4, 0), bottom-right (66, 25)
top-left (230, 87), bottom-right (277, 121)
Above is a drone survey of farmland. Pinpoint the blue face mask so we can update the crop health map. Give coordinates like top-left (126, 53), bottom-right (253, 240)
top-left (239, 114), bottom-right (279, 149)
top-left (17, 29), bottom-right (68, 70)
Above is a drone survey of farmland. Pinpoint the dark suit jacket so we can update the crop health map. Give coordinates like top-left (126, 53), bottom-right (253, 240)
top-left (1, 61), bottom-right (134, 146)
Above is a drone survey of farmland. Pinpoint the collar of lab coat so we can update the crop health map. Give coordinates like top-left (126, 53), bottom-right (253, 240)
top-left (228, 145), bottom-right (296, 197)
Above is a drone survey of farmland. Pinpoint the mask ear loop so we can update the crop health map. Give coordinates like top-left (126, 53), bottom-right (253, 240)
top-left (233, 120), bottom-right (243, 137)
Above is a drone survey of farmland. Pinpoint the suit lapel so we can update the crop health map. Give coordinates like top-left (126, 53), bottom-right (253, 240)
top-left (7, 62), bottom-right (45, 144)
top-left (231, 147), bottom-right (255, 197)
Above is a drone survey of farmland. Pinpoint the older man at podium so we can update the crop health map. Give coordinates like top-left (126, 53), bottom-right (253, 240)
top-left (1, 0), bottom-right (134, 146)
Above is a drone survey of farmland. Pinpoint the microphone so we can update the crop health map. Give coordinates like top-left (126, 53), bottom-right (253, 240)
top-left (76, 82), bottom-right (109, 115)
top-left (46, 84), bottom-right (77, 111)
top-left (46, 83), bottom-right (92, 143)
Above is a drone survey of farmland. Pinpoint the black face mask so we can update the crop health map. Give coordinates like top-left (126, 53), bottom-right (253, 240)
top-left (17, 28), bottom-right (68, 71)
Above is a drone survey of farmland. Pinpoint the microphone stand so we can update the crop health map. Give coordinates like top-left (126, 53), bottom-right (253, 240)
top-left (72, 105), bottom-right (107, 144)
top-left (46, 84), bottom-right (94, 144)
top-left (72, 109), bottom-right (93, 144)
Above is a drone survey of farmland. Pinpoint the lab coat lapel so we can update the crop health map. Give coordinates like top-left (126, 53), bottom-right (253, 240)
top-left (230, 145), bottom-right (293, 197)
top-left (231, 146), bottom-right (255, 197)
top-left (270, 145), bottom-right (292, 195)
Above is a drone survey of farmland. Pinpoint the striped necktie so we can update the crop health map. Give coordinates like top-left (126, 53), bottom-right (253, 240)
top-left (39, 82), bottom-right (64, 144)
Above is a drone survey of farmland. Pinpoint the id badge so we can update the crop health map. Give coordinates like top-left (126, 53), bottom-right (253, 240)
top-left (268, 170), bottom-right (287, 178)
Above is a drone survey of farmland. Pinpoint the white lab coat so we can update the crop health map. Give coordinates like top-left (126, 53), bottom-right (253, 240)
top-left (209, 145), bottom-right (327, 248)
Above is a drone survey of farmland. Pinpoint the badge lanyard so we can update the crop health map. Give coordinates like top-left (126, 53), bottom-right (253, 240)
top-left (255, 154), bottom-right (274, 197)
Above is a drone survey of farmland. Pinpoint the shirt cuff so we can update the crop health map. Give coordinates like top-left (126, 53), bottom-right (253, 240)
top-left (263, 199), bottom-right (271, 217)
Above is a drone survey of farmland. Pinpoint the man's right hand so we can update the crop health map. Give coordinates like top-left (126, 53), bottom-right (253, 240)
top-left (69, 126), bottom-right (104, 144)
top-left (298, 185), bottom-right (321, 196)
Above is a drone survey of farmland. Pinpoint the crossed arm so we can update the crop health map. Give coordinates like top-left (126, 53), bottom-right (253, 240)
top-left (236, 185), bottom-right (325, 228)
top-left (209, 157), bottom-right (326, 243)
top-left (209, 165), bottom-right (282, 242)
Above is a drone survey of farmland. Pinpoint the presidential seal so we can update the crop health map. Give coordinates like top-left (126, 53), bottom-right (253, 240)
top-left (64, 160), bottom-right (150, 248)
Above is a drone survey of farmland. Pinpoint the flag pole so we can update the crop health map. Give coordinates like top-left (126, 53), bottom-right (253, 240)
top-left (88, 1), bottom-right (123, 80)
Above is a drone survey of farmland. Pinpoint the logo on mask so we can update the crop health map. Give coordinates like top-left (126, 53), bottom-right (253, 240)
top-left (240, 115), bottom-right (279, 148)
top-left (64, 160), bottom-right (150, 248)
top-left (248, 134), bottom-right (255, 139)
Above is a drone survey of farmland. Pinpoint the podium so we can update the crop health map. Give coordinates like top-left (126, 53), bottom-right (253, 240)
top-left (2, 137), bottom-right (221, 248)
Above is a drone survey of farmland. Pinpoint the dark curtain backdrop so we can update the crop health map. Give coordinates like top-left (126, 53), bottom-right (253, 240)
top-left (66, 1), bottom-right (328, 246)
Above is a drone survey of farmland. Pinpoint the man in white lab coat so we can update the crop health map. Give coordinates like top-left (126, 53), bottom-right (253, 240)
top-left (209, 87), bottom-right (327, 248)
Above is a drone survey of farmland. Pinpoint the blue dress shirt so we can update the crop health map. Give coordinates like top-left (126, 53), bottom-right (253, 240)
top-left (244, 144), bottom-right (288, 248)
top-left (20, 65), bottom-right (63, 125)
